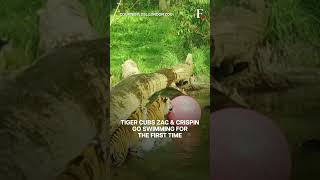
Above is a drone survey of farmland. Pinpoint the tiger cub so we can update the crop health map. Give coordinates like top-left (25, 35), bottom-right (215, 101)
top-left (56, 138), bottom-right (108, 180)
top-left (109, 96), bottom-right (172, 167)
top-left (145, 96), bottom-right (172, 121)
top-left (137, 96), bottom-right (173, 152)
top-left (109, 106), bottom-right (147, 167)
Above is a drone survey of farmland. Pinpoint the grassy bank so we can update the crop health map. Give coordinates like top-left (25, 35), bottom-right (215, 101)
top-left (2, 0), bottom-right (318, 72)
top-left (213, 0), bottom-right (320, 66)
top-left (0, 0), bottom-right (44, 70)
top-left (110, 15), bottom-right (210, 85)
top-left (265, 0), bottom-right (320, 66)
top-left (0, 0), bottom-right (109, 71)
top-left (110, 1), bottom-right (210, 85)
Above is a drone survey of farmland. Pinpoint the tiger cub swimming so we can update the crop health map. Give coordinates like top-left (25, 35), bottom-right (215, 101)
top-left (110, 96), bottom-right (172, 167)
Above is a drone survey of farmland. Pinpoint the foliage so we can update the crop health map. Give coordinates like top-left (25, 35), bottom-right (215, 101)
top-left (171, 0), bottom-right (210, 50)
top-left (114, 0), bottom-right (159, 12)
top-left (265, 0), bottom-right (320, 45)
top-left (110, 1), bottom-right (211, 85)
top-left (79, 0), bottom-right (109, 35)
top-left (0, 0), bottom-right (44, 70)
top-left (0, 0), bottom-right (109, 71)
top-left (214, 0), bottom-right (320, 66)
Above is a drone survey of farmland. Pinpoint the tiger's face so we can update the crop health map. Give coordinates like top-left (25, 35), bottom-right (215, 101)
top-left (161, 97), bottom-right (173, 115)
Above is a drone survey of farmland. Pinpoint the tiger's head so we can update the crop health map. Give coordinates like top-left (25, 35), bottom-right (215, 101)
top-left (157, 96), bottom-right (173, 115)
top-left (144, 96), bottom-right (173, 120)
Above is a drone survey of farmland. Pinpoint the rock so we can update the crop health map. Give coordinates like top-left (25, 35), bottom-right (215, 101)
top-left (37, 0), bottom-right (99, 55)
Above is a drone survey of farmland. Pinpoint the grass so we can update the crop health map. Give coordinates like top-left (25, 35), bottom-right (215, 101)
top-left (0, 0), bottom-right (44, 70)
top-left (213, 0), bottom-right (320, 44)
top-left (265, 0), bottom-right (320, 44)
top-left (110, 14), bottom-right (210, 85)
top-left (213, 0), bottom-right (320, 67)
top-left (2, 0), bottom-right (318, 72)
top-left (79, 0), bottom-right (109, 35)
top-left (264, 0), bottom-right (320, 66)
top-left (0, 0), bottom-right (109, 71)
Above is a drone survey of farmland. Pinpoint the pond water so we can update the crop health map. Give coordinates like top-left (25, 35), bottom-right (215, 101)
top-left (245, 85), bottom-right (320, 180)
top-left (111, 85), bottom-right (320, 180)
top-left (111, 89), bottom-right (210, 180)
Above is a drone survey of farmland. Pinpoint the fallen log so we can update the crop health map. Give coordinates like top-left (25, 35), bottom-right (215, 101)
top-left (0, 39), bottom-right (109, 180)
top-left (156, 53), bottom-right (194, 85)
top-left (110, 54), bottom-right (194, 133)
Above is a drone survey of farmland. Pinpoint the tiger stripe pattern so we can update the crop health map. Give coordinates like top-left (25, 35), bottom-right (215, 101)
top-left (145, 96), bottom-right (172, 121)
top-left (109, 96), bottom-right (172, 167)
top-left (56, 139), bottom-right (108, 180)
top-left (109, 106), bottom-right (147, 167)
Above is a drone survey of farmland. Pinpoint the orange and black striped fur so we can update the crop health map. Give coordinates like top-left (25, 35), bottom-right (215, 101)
top-left (109, 96), bottom-right (172, 167)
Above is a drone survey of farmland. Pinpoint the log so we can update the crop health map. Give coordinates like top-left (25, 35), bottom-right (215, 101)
top-left (156, 53), bottom-right (194, 85)
top-left (110, 73), bottom-right (168, 133)
top-left (0, 39), bottom-right (109, 180)
top-left (121, 59), bottom-right (140, 79)
top-left (110, 54), bottom-right (194, 133)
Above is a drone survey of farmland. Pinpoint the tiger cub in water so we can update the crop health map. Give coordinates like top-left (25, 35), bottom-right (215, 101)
top-left (110, 96), bottom-right (172, 167)
top-left (57, 139), bottom-right (108, 180)
top-left (109, 106), bottom-right (147, 167)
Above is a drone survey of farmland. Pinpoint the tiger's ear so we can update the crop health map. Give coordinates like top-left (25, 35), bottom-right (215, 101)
top-left (164, 97), bottom-right (170, 102)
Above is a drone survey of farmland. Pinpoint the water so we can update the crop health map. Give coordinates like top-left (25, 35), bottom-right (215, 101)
top-left (245, 85), bottom-right (320, 180)
top-left (111, 89), bottom-right (210, 180)
top-left (111, 85), bottom-right (320, 180)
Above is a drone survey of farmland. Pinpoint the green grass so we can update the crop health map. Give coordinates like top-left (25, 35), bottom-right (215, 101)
top-left (213, 0), bottom-right (320, 44)
top-left (213, 0), bottom-right (320, 66)
top-left (0, 0), bottom-right (109, 71)
top-left (4, 0), bottom-right (318, 72)
top-left (265, 0), bottom-right (320, 44)
top-left (79, 0), bottom-right (109, 35)
top-left (0, 0), bottom-right (44, 70)
top-left (110, 15), bottom-right (210, 85)
top-left (264, 0), bottom-right (320, 66)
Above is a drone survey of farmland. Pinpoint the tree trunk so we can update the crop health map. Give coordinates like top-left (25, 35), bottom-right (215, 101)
top-left (0, 39), bottom-right (109, 180)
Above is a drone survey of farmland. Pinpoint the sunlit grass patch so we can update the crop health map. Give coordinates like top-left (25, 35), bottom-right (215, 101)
top-left (110, 15), bottom-right (210, 85)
